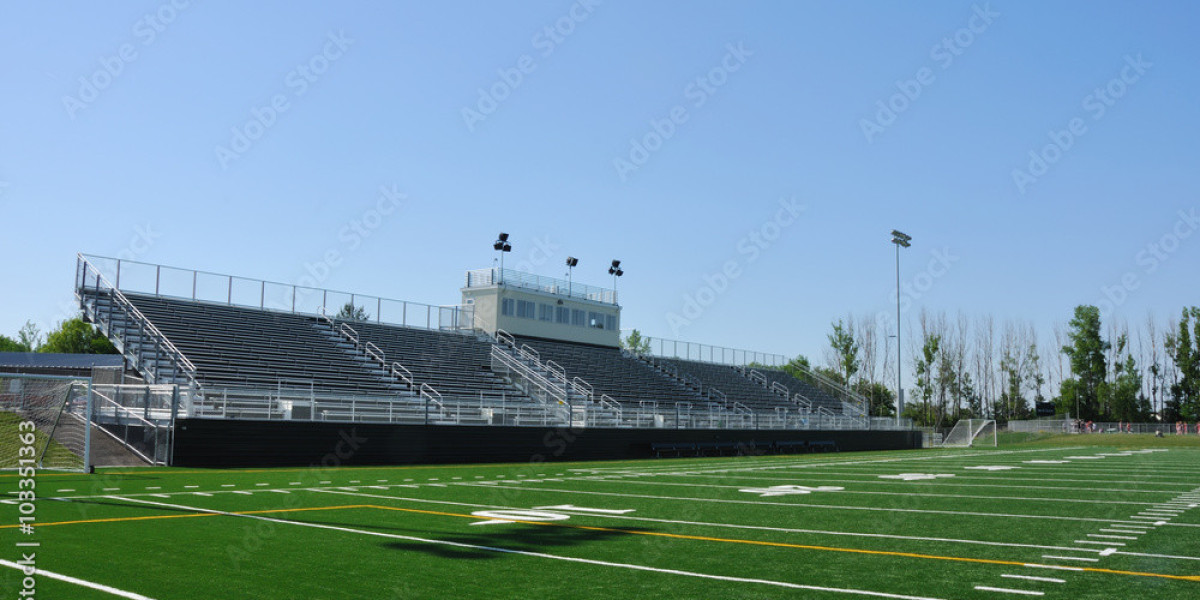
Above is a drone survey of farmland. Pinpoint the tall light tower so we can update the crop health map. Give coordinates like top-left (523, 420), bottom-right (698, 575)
top-left (493, 233), bottom-right (511, 284)
top-left (891, 230), bottom-right (911, 427)
top-left (566, 256), bottom-right (578, 296)
top-left (608, 260), bottom-right (623, 303)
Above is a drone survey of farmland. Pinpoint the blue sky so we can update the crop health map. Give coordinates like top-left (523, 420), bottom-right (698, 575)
top-left (1, 1), bottom-right (1197, 366)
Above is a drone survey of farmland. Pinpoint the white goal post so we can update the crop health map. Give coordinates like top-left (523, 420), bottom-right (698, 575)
top-left (939, 419), bottom-right (997, 448)
top-left (0, 373), bottom-right (93, 472)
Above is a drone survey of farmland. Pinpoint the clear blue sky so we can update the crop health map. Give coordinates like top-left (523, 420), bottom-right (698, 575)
top-left (1, 1), bottom-right (1197, 365)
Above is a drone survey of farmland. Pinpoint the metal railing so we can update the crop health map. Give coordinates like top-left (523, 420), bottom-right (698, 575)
top-left (1007, 419), bottom-right (1191, 435)
top-left (466, 267), bottom-right (617, 305)
top-left (81, 254), bottom-right (474, 332)
top-left (77, 255), bottom-right (201, 393)
top-left (629, 333), bottom-right (788, 367)
top-left (318, 308), bottom-right (422, 394)
top-left (490, 346), bottom-right (569, 413)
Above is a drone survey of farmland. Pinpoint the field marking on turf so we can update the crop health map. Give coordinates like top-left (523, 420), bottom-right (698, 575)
top-left (311, 488), bottom-right (1116, 556)
top-left (1024, 564), bottom-right (1083, 572)
top-left (1075, 541), bottom-right (1124, 546)
top-left (1001, 574), bottom-right (1065, 584)
top-left (0, 502), bottom-right (366, 529)
top-left (1088, 534), bottom-right (1137, 540)
top-left (603, 477), bottom-right (1164, 507)
top-left (974, 586), bottom-right (1043, 596)
top-left (663, 472), bottom-right (1195, 497)
top-left (1042, 555), bottom-right (1099, 563)
top-left (463, 482), bottom-right (1200, 528)
top-left (0, 559), bottom-right (159, 599)
top-left (314, 486), bottom-right (1200, 566)
top-left (106, 496), bottom-right (950, 600)
top-left (111, 495), bottom-right (1200, 586)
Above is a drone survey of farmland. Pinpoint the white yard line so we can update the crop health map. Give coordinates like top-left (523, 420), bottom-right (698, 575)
top-left (457, 482), bottom-right (1175, 527)
top-left (973, 586), bottom-right (1044, 596)
top-left (576, 477), bottom-right (1159, 507)
top-left (310, 488), bottom-right (1108, 555)
top-left (658, 471), bottom-right (1190, 495)
top-left (1000, 574), bottom-right (1064, 584)
top-left (0, 559), bottom-right (158, 600)
top-left (106, 495), bottom-right (948, 600)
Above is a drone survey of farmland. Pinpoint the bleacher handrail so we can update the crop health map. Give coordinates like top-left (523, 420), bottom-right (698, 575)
top-left (77, 254), bottom-right (200, 389)
top-left (495, 329), bottom-right (516, 348)
top-left (544, 359), bottom-right (566, 382)
top-left (489, 346), bottom-right (568, 409)
top-left (629, 332), bottom-right (787, 367)
top-left (339, 323), bottom-right (360, 347)
top-left (364, 341), bottom-right (385, 364)
top-left (518, 344), bottom-right (540, 363)
top-left (79, 253), bottom-right (473, 332)
top-left (747, 369), bottom-right (768, 386)
top-left (571, 376), bottom-right (593, 401)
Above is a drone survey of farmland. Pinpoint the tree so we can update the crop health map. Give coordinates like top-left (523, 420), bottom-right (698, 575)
top-left (854, 380), bottom-right (896, 417)
top-left (1165, 307), bottom-right (1200, 421)
top-left (913, 333), bottom-right (941, 427)
top-left (40, 318), bottom-right (117, 354)
top-left (18, 321), bottom-right (42, 352)
top-left (621, 329), bottom-right (652, 355)
top-left (782, 355), bottom-right (816, 385)
top-left (0, 335), bottom-right (25, 352)
top-left (337, 302), bottom-right (369, 321)
top-left (827, 319), bottom-right (860, 387)
top-left (1060, 305), bottom-right (1109, 420)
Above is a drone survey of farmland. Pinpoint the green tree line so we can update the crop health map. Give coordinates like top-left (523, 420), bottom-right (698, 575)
top-left (0, 316), bottom-right (117, 355)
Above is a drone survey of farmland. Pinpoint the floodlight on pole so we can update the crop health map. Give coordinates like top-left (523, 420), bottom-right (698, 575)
top-left (608, 259), bottom-right (623, 302)
top-left (890, 230), bottom-right (911, 426)
top-left (566, 257), bottom-right (578, 296)
top-left (494, 233), bottom-right (512, 283)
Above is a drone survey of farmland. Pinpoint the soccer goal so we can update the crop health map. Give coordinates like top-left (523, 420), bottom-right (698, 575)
top-left (939, 419), bottom-right (997, 448)
top-left (0, 373), bottom-right (93, 472)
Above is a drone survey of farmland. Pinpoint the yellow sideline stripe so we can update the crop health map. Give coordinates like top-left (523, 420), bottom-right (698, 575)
top-left (0, 504), bottom-right (370, 529)
top-left (6, 499), bottom-right (1197, 583)
top-left (362, 504), bottom-right (1200, 583)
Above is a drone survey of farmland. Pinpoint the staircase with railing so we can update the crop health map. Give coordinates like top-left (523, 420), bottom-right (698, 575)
top-left (312, 308), bottom-right (448, 420)
top-left (76, 254), bottom-right (201, 395)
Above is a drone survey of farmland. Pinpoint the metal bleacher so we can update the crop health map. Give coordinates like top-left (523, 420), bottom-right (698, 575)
top-left (512, 335), bottom-right (704, 409)
top-left (333, 319), bottom-right (521, 402)
top-left (755, 367), bottom-right (845, 413)
top-left (119, 293), bottom-right (402, 396)
top-left (655, 358), bottom-right (788, 412)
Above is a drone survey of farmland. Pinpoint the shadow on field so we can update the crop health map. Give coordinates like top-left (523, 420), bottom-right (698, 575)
top-left (380, 524), bottom-right (647, 560)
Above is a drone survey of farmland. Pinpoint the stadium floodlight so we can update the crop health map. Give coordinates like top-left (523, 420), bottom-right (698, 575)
top-left (608, 259), bottom-right (623, 302)
top-left (566, 257), bottom-right (578, 296)
top-left (493, 233), bottom-right (512, 283)
top-left (891, 230), bottom-right (911, 425)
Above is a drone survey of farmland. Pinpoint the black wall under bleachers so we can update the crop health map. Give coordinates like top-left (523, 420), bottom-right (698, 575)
top-left (172, 418), bottom-right (922, 467)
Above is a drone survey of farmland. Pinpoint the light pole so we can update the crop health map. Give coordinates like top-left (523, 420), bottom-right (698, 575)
top-left (891, 230), bottom-right (911, 427)
top-left (608, 260), bottom-right (623, 303)
top-left (566, 257), bottom-right (578, 296)
top-left (493, 233), bottom-right (511, 284)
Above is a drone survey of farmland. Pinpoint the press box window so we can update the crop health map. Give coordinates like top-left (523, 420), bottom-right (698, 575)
top-left (571, 309), bottom-right (585, 327)
top-left (517, 300), bottom-right (536, 319)
top-left (538, 304), bottom-right (554, 322)
top-left (555, 306), bottom-right (570, 324)
top-left (588, 312), bottom-right (605, 329)
top-left (605, 315), bottom-right (617, 330)
top-left (501, 298), bottom-right (515, 316)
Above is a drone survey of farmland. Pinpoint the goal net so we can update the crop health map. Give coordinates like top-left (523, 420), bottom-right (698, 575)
top-left (0, 374), bottom-right (93, 472)
top-left (939, 419), bottom-right (997, 448)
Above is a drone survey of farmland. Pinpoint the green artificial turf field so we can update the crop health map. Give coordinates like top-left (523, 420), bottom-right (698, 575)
top-left (2, 434), bottom-right (1198, 599)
